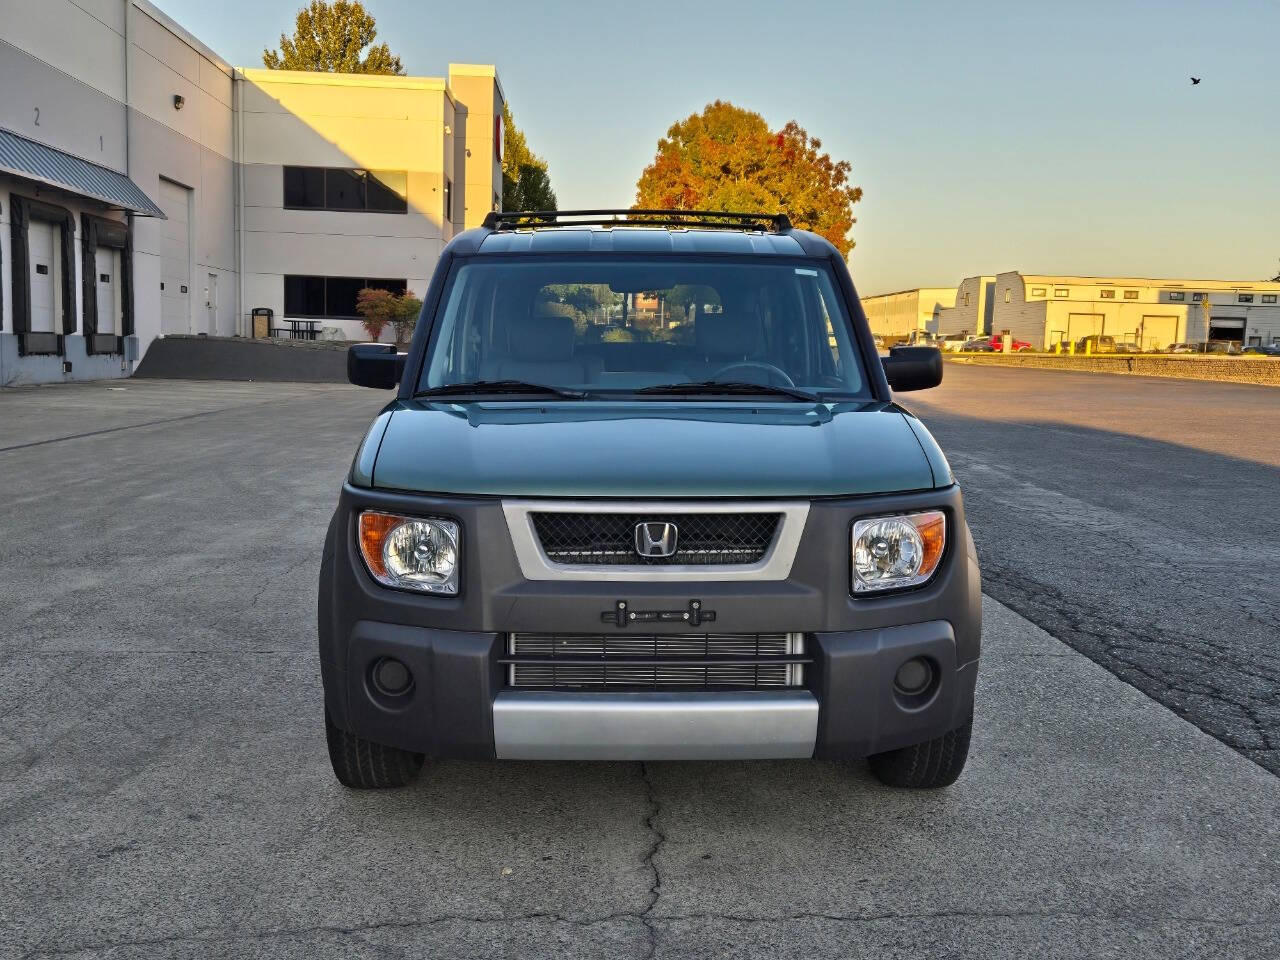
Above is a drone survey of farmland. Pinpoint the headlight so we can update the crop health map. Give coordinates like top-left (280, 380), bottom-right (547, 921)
top-left (851, 511), bottom-right (945, 594)
top-left (358, 511), bottom-right (460, 595)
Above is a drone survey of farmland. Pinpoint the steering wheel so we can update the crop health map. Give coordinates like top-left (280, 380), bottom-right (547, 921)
top-left (710, 362), bottom-right (797, 387)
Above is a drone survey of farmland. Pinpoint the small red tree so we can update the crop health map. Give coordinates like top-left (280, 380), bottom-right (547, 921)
top-left (355, 287), bottom-right (397, 341)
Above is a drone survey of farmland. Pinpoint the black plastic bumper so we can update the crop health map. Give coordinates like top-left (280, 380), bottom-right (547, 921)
top-left (318, 483), bottom-right (982, 761)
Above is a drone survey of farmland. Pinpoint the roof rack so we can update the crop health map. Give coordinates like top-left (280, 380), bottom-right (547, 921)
top-left (482, 208), bottom-right (793, 233)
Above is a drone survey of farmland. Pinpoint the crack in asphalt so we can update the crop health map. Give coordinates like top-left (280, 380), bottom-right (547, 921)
top-left (638, 761), bottom-right (667, 959)
top-left (18, 909), bottom-right (1275, 958)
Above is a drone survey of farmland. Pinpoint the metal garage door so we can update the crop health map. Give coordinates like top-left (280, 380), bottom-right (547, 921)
top-left (1140, 315), bottom-right (1178, 351)
top-left (95, 246), bottom-right (120, 334)
top-left (1066, 313), bottom-right (1104, 342)
top-left (28, 220), bottom-right (58, 333)
top-left (158, 179), bottom-right (192, 335)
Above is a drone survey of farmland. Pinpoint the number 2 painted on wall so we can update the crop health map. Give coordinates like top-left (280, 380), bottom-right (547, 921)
top-left (33, 107), bottom-right (40, 126)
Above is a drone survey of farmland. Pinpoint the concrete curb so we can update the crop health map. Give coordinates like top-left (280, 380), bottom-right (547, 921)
top-left (947, 352), bottom-right (1280, 386)
top-left (133, 335), bottom-right (350, 382)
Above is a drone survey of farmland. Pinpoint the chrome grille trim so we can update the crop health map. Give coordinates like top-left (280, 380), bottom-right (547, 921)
top-left (506, 632), bottom-right (806, 689)
top-left (501, 500), bottom-right (810, 581)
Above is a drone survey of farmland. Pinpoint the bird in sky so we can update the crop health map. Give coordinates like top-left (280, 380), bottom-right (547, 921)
top-left (1190, 77), bottom-right (1202, 85)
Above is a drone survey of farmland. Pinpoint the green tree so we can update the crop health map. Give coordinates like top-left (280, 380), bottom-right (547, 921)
top-left (634, 100), bottom-right (862, 257)
top-left (263, 1), bottom-right (404, 75)
top-left (502, 104), bottom-right (557, 212)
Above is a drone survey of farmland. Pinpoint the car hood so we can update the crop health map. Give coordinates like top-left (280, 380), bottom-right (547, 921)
top-left (366, 400), bottom-right (945, 498)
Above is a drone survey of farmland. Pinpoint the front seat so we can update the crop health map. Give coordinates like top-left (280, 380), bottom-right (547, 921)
top-left (481, 314), bottom-right (597, 385)
top-left (682, 312), bottom-right (764, 380)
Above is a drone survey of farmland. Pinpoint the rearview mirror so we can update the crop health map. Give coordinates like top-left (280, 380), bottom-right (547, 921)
top-left (347, 343), bottom-right (405, 390)
top-left (882, 346), bottom-right (942, 392)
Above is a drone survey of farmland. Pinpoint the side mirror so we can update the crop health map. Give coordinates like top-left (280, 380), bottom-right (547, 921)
top-left (347, 343), bottom-right (405, 390)
top-left (882, 345), bottom-right (942, 392)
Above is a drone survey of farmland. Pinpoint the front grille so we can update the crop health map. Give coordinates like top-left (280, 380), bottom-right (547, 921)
top-left (530, 512), bottom-right (781, 566)
top-left (504, 632), bottom-right (807, 689)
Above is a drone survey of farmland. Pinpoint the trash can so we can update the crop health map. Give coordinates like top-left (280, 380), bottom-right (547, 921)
top-left (251, 307), bottom-right (273, 339)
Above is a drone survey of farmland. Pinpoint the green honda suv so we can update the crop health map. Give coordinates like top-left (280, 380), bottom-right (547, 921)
top-left (320, 210), bottom-right (980, 790)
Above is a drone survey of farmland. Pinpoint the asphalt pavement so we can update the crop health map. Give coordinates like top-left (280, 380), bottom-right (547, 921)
top-left (904, 363), bottom-right (1280, 774)
top-left (0, 378), bottom-right (1277, 959)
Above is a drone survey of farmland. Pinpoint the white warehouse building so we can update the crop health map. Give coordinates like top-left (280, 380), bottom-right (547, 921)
top-left (863, 273), bottom-right (1280, 350)
top-left (0, 0), bottom-right (505, 385)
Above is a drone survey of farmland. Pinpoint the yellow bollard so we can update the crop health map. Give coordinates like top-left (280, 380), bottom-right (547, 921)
top-left (1085, 340), bottom-right (1092, 356)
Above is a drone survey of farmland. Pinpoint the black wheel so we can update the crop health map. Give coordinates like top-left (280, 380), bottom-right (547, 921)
top-left (325, 712), bottom-right (424, 789)
top-left (868, 719), bottom-right (972, 789)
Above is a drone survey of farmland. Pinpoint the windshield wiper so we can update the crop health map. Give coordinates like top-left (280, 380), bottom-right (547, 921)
top-left (634, 380), bottom-right (822, 402)
top-left (415, 379), bottom-right (587, 399)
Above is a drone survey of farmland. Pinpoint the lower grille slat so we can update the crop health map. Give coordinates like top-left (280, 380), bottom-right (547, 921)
top-left (506, 632), bottom-right (806, 690)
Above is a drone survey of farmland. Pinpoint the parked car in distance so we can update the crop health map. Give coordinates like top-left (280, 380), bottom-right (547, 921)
top-left (938, 334), bottom-right (971, 352)
top-left (1165, 342), bottom-right (1198, 354)
top-left (1242, 344), bottom-right (1280, 356)
top-left (960, 337), bottom-right (996, 352)
top-left (906, 331), bottom-right (942, 348)
top-left (1204, 339), bottom-right (1242, 355)
top-left (975, 335), bottom-right (1033, 352)
top-left (326, 208), bottom-right (980, 792)
top-left (1075, 334), bottom-right (1117, 353)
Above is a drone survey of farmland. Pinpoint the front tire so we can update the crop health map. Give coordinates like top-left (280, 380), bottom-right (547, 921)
top-left (868, 720), bottom-right (972, 789)
top-left (325, 712), bottom-right (424, 789)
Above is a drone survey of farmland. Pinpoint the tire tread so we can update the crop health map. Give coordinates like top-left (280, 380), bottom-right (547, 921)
top-left (325, 712), bottom-right (424, 789)
top-left (868, 719), bottom-right (972, 789)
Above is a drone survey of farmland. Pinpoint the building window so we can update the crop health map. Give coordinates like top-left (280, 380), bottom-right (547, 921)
top-left (1124, 290), bottom-right (1138, 300)
top-left (963, 292), bottom-right (970, 307)
top-left (1054, 288), bottom-right (1069, 297)
top-left (284, 275), bottom-right (407, 319)
top-left (1004, 288), bottom-right (1011, 303)
top-left (1100, 289), bottom-right (1116, 299)
top-left (1238, 293), bottom-right (1255, 303)
top-left (1192, 292), bottom-right (1206, 302)
top-left (444, 178), bottom-right (453, 221)
top-left (1168, 291), bottom-right (1185, 301)
top-left (283, 167), bottom-right (408, 213)
top-left (1263, 294), bottom-right (1277, 304)
top-left (1031, 287), bottom-right (1046, 296)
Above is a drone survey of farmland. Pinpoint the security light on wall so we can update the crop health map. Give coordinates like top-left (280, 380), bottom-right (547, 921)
top-left (173, 95), bottom-right (185, 110)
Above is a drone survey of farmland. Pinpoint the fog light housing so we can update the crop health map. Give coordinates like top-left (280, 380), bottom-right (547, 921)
top-left (371, 656), bottom-right (413, 697)
top-left (894, 656), bottom-right (933, 696)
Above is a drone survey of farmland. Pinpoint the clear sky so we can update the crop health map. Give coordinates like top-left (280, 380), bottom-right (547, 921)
top-left (155, 0), bottom-right (1280, 294)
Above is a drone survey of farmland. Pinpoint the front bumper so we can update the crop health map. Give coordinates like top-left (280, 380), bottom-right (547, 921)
top-left (319, 483), bottom-right (982, 761)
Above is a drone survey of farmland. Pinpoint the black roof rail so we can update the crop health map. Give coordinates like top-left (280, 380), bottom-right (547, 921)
top-left (482, 208), bottom-right (793, 233)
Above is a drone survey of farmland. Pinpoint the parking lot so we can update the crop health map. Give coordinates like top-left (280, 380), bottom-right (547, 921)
top-left (1, 374), bottom-right (1278, 959)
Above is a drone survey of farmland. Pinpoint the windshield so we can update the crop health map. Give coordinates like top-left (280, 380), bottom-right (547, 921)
top-left (419, 257), bottom-right (868, 399)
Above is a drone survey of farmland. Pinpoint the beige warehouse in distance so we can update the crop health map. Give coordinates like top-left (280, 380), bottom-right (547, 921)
top-left (864, 273), bottom-right (1280, 350)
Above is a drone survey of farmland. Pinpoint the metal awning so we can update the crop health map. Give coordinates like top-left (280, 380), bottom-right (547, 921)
top-left (0, 127), bottom-right (165, 218)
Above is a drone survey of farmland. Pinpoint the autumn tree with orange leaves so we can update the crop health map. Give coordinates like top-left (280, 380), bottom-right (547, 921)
top-left (634, 101), bottom-right (862, 257)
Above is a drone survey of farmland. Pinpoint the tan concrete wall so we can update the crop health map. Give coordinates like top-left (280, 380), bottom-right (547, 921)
top-left (127, 1), bottom-right (237, 345)
top-left (448, 64), bottom-right (504, 227)
top-left (948, 352), bottom-right (1280, 386)
top-left (0, 0), bottom-right (128, 171)
top-left (237, 69), bottom-right (456, 337)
